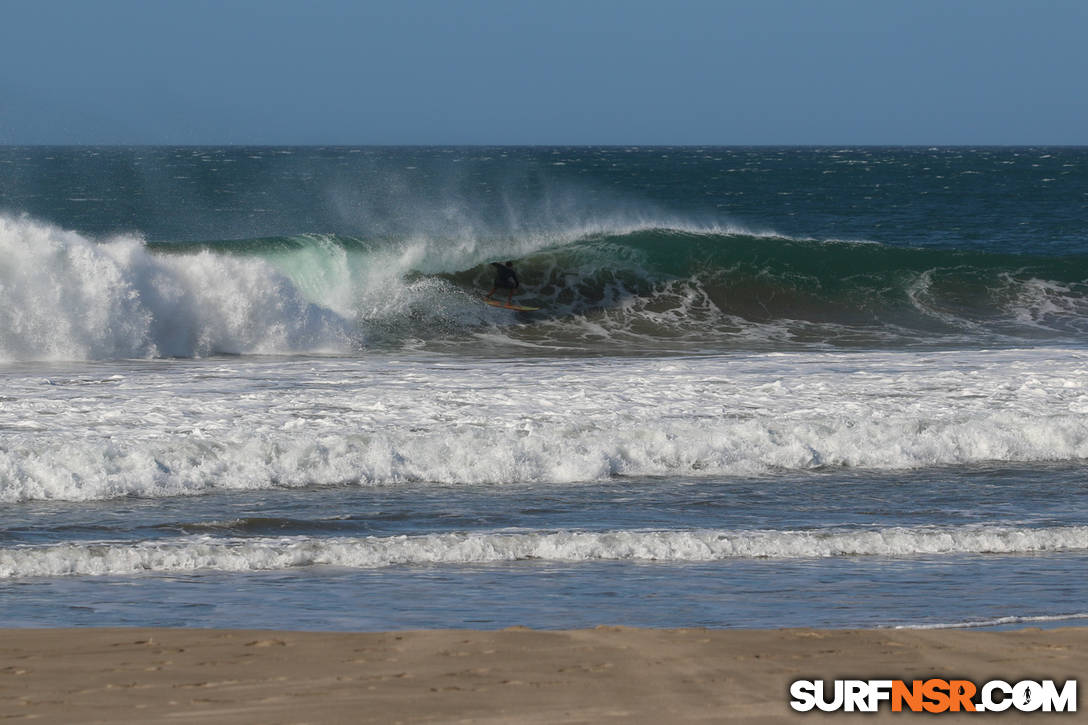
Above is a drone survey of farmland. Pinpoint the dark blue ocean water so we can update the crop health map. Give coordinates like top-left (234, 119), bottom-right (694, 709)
top-left (1, 147), bottom-right (1086, 630)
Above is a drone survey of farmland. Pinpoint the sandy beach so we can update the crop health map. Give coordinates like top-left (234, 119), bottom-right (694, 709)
top-left (0, 626), bottom-right (1082, 723)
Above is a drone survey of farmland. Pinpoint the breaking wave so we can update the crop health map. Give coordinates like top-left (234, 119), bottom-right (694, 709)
top-left (3, 525), bottom-right (1086, 578)
top-left (3, 213), bottom-right (1088, 361)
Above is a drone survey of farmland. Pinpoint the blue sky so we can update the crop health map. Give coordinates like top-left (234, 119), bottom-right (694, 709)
top-left (1, 0), bottom-right (1085, 145)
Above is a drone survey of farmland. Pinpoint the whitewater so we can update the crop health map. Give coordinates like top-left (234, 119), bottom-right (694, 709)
top-left (2, 145), bottom-right (1087, 631)
top-left (4, 350), bottom-right (1088, 502)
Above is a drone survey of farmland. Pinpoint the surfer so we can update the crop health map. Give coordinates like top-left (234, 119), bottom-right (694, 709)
top-left (485, 261), bottom-right (520, 305)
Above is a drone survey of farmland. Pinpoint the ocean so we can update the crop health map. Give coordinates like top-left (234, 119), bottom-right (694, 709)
top-left (1, 146), bottom-right (1086, 631)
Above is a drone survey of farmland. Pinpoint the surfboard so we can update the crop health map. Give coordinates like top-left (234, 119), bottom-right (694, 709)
top-left (483, 299), bottom-right (541, 312)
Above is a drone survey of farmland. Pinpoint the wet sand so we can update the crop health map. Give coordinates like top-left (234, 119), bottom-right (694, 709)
top-left (1, 626), bottom-right (1083, 723)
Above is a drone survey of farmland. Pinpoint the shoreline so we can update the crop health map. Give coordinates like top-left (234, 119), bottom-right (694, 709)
top-left (1, 626), bottom-right (1083, 723)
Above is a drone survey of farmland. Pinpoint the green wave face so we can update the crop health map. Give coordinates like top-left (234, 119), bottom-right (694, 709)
top-left (149, 227), bottom-right (1088, 353)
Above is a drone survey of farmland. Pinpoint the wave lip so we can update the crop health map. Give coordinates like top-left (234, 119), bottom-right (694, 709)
top-left (3, 526), bottom-right (1086, 578)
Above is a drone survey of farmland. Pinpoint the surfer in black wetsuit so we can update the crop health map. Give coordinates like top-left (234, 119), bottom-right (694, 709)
top-left (485, 261), bottom-right (520, 305)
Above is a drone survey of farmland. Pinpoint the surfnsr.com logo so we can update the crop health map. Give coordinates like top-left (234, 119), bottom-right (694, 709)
top-left (790, 678), bottom-right (1077, 713)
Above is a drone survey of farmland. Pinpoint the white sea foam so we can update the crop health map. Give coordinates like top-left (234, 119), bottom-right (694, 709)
top-left (895, 612), bottom-right (1088, 630)
top-left (1007, 276), bottom-right (1088, 334)
top-left (3, 349), bottom-right (1088, 501)
top-left (2, 525), bottom-right (1085, 578)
